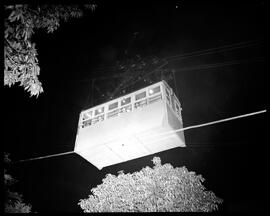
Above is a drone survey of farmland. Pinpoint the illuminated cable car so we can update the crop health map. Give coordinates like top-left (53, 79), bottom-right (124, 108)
top-left (74, 80), bottom-right (185, 170)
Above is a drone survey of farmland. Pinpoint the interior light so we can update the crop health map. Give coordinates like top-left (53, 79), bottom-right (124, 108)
top-left (149, 89), bottom-right (154, 94)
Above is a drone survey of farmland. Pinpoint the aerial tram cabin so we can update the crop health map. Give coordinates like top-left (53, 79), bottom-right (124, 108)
top-left (74, 80), bottom-right (185, 170)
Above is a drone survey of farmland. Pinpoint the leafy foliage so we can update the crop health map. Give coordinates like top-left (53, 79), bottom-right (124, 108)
top-left (4, 152), bottom-right (33, 213)
top-left (78, 157), bottom-right (223, 212)
top-left (4, 4), bottom-right (96, 97)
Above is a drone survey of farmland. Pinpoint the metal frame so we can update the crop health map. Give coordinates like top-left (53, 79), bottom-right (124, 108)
top-left (80, 80), bottom-right (182, 129)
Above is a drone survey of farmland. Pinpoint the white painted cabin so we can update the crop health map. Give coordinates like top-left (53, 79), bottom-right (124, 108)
top-left (74, 80), bottom-right (185, 170)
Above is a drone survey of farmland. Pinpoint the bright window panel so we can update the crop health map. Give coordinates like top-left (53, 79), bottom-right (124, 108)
top-left (121, 97), bottom-right (131, 106)
top-left (95, 107), bottom-right (104, 116)
top-left (134, 99), bottom-right (147, 109)
top-left (135, 91), bottom-right (146, 100)
top-left (149, 86), bottom-right (161, 95)
top-left (82, 110), bottom-right (93, 120)
top-left (109, 102), bottom-right (118, 110)
top-left (165, 88), bottom-right (170, 97)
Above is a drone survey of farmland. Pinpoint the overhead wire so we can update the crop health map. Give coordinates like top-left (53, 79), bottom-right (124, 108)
top-left (143, 110), bottom-right (267, 142)
top-left (15, 109), bottom-right (266, 163)
top-left (59, 40), bottom-right (263, 82)
top-left (89, 56), bottom-right (264, 106)
top-left (18, 151), bottom-right (75, 162)
top-left (173, 57), bottom-right (264, 73)
top-left (92, 39), bottom-right (263, 74)
top-left (13, 40), bottom-right (265, 163)
top-left (165, 40), bottom-right (263, 61)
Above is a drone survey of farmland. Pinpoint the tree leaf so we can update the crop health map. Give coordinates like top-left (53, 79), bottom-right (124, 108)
top-left (78, 157), bottom-right (223, 212)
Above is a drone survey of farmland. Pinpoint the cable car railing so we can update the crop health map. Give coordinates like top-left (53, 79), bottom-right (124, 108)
top-left (80, 81), bottom-right (182, 129)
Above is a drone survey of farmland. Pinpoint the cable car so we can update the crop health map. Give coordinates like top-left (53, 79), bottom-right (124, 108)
top-left (74, 80), bottom-right (185, 170)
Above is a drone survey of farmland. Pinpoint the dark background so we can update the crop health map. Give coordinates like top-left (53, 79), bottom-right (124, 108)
top-left (3, 1), bottom-right (266, 212)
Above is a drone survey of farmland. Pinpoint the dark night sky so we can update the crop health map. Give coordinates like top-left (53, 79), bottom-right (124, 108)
top-left (3, 1), bottom-right (266, 212)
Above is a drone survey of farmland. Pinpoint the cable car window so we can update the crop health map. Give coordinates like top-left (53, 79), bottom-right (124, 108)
top-left (107, 109), bottom-right (119, 119)
top-left (121, 97), bottom-right (131, 106)
top-left (148, 94), bottom-right (162, 104)
top-left (149, 86), bottom-right (161, 95)
top-left (109, 102), bottom-right (118, 110)
top-left (119, 104), bottom-right (132, 113)
top-left (174, 96), bottom-right (180, 107)
top-left (82, 113), bottom-right (89, 121)
top-left (171, 94), bottom-right (176, 111)
top-left (165, 88), bottom-right (170, 97)
top-left (92, 114), bottom-right (105, 125)
top-left (175, 103), bottom-right (180, 112)
top-left (82, 110), bottom-right (93, 120)
top-left (82, 119), bottom-right (92, 128)
top-left (135, 91), bottom-right (146, 101)
top-left (87, 110), bottom-right (93, 117)
top-left (134, 99), bottom-right (147, 109)
top-left (95, 107), bottom-right (104, 116)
